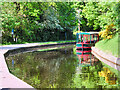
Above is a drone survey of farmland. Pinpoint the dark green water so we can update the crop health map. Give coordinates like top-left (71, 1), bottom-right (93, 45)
top-left (6, 46), bottom-right (120, 88)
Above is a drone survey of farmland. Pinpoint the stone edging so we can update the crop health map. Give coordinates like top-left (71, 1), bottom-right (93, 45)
top-left (91, 47), bottom-right (120, 71)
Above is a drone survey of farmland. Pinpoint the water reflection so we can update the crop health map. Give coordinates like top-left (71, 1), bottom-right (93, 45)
top-left (12, 59), bottom-right (14, 67)
top-left (98, 67), bottom-right (117, 85)
top-left (76, 51), bottom-right (98, 67)
top-left (75, 49), bottom-right (98, 76)
top-left (5, 46), bottom-right (119, 88)
top-left (75, 49), bottom-right (119, 88)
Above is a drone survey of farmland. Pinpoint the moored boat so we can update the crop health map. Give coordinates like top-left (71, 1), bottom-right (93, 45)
top-left (76, 32), bottom-right (99, 50)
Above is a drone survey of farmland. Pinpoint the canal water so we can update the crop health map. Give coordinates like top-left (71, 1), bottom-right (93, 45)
top-left (5, 45), bottom-right (120, 88)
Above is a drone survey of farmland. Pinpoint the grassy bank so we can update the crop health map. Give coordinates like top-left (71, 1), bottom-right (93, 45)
top-left (37, 45), bottom-right (75, 52)
top-left (38, 40), bottom-right (76, 45)
top-left (1, 40), bottom-right (76, 45)
top-left (95, 33), bottom-right (119, 57)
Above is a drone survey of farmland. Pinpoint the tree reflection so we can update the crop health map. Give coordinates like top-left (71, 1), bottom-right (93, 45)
top-left (99, 67), bottom-right (117, 85)
top-left (6, 47), bottom-right (119, 88)
top-left (6, 48), bottom-right (77, 88)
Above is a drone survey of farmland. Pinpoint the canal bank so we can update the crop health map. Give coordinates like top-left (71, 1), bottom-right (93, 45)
top-left (91, 47), bottom-right (120, 71)
top-left (91, 33), bottom-right (120, 71)
top-left (0, 41), bottom-right (75, 88)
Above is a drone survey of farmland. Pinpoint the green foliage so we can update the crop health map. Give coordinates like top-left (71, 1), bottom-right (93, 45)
top-left (82, 2), bottom-right (120, 33)
top-left (99, 24), bottom-right (115, 40)
top-left (1, 2), bottom-right (120, 44)
top-left (1, 2), bottom-right (77, 44)
top-left (56, 2), bottom-right (77, 31)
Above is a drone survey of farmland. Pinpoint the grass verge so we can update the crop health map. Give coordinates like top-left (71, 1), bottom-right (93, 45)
top-left (38, 40), bottom-right (76, 45)
top-left (95, 33), bottom-right (119, 57)
top-left (2, 40), bottom-right (76, 45)
top-left (37, 45), bottom-right (75, 52)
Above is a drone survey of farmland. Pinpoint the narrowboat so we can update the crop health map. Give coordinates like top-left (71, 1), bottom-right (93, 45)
top-left (76, 32), bottom-right (99, 50)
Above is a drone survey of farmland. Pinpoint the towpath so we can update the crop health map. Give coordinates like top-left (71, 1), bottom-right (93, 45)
top-left (0, 43), bottom-right (45, 89)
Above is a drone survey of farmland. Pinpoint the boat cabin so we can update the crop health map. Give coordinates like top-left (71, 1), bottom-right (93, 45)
top-left (76, 32), bottom-right (99, 43)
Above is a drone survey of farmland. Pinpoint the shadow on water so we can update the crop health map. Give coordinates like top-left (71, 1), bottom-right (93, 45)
top-left (5, 45), bottom-right (120, 88)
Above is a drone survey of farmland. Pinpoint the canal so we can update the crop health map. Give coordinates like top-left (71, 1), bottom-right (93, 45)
top-left (5, 45), bottom-right (120, 88)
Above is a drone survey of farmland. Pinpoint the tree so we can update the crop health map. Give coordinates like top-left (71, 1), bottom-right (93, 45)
top-left (82, 2), bottom-right (120, 40)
